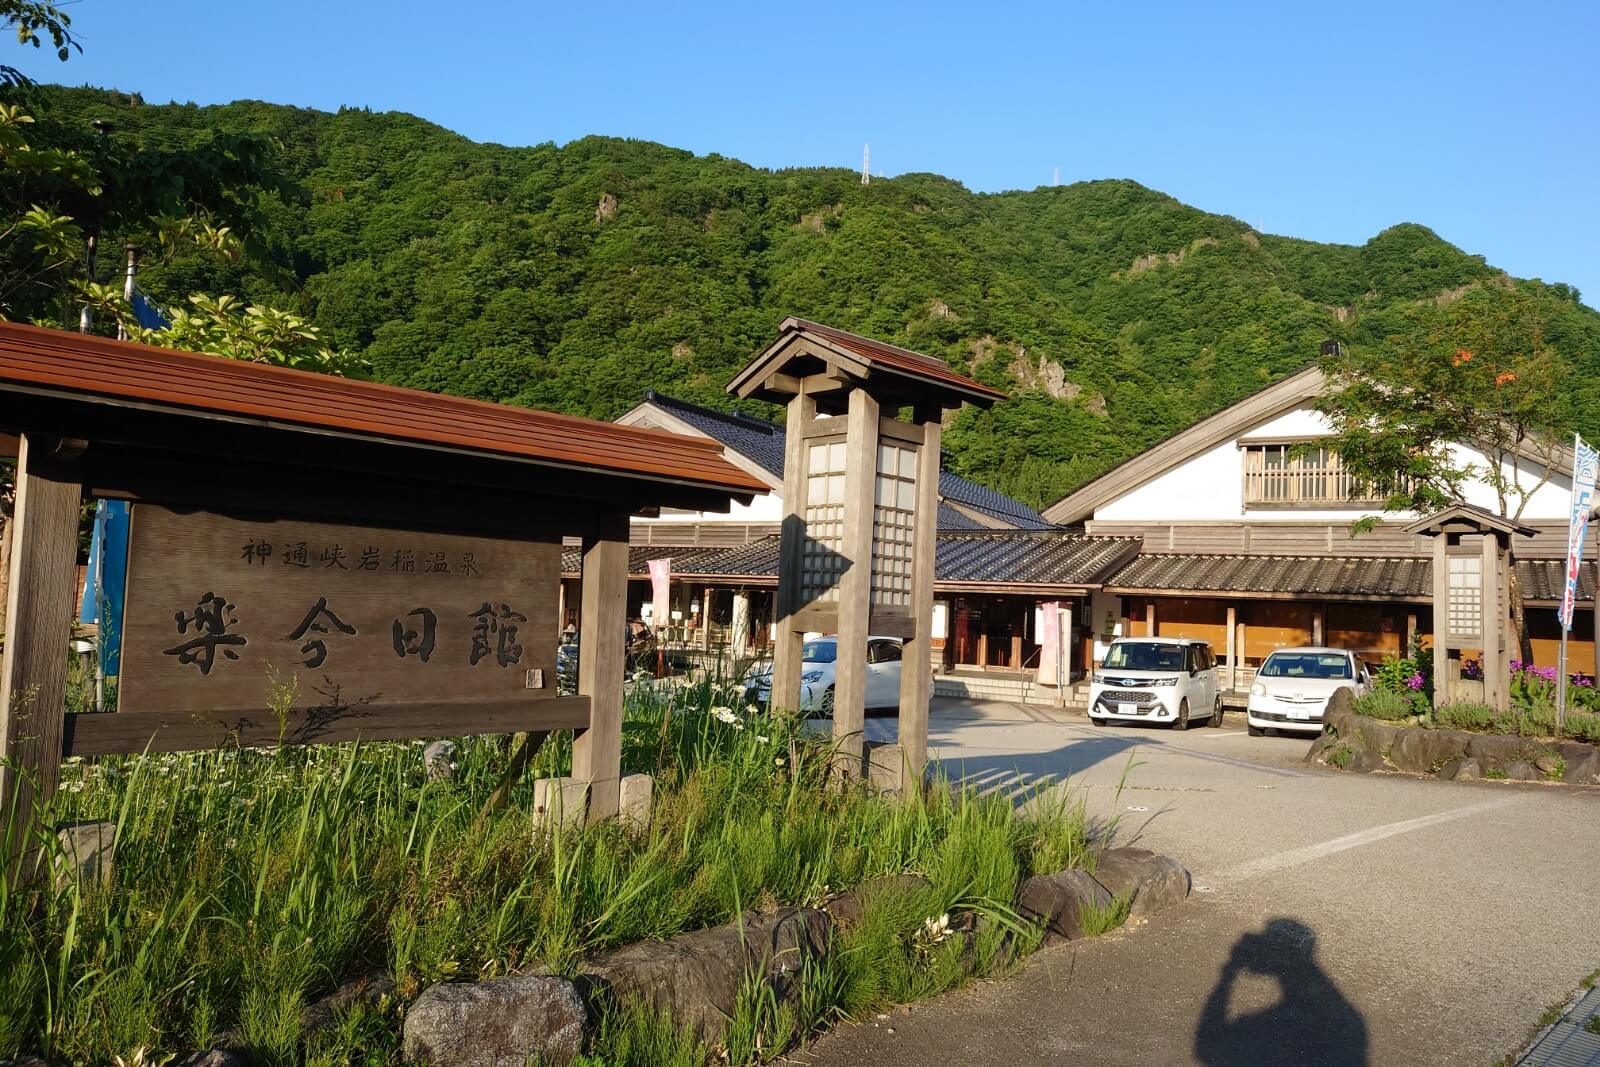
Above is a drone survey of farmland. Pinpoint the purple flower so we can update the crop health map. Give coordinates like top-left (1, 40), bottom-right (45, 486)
top-left (1406, 672), bottom-right (1426, 691)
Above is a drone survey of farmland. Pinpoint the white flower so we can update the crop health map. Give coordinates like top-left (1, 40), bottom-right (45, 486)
top-left (711, 706), bottom-right (739, 725)
top-left (775, 757), bottom-right (786, 767)
top-left (754, 734), bottom-right (769, 743)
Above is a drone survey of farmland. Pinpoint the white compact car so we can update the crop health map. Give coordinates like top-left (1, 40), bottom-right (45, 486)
top-left (744, 635), bottom-right (903, 714)
top-left (1246, 647), bottom-right (1369, 736)
top-left (1088, 637), bottom-right (1223, 730)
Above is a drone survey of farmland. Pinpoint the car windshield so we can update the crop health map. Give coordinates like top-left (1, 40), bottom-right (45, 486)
top-left (1258, 653), bottom-right (1352, 679)
top-left (802, 640), bottom-right (838, 664)
top-left (1102, 642), bottom-right (1185, 671)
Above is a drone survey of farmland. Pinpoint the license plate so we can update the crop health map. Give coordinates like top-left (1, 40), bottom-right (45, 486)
top-left (1118, 702), bottom-right (1138, 716)
top-left (1289, 709), bottom-right (1314, 720)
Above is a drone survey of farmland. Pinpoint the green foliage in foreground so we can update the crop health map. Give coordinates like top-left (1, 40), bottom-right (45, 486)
top-left (1354, 692), bottom-right (1600, 744)
top-left (8, 84), bottom-right (1600, 507)
top-left (0, 679), bottom-right (1093, 1065)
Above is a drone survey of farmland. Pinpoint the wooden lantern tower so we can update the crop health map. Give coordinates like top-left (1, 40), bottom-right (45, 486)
top-left (1405, 504), bottom-right (1535, 710)
top-left (728, 319), bottom-right (1004, 786)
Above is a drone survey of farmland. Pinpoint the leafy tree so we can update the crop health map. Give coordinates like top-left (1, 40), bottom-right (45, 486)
top-left (1318, 285), bottom-right (1575, 660)
top-left (1, 0), bottom-right (77, 87)
top-left (6, 84), bottom-right (1600, 504)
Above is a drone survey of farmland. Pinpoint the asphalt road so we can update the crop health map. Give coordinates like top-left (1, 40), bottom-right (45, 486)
top-left (797, 699), bottom-right (1600, 1067)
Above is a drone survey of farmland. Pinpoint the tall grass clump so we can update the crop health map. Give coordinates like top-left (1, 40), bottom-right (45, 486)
top-left (0, 673), bottom-right (1096, 1065)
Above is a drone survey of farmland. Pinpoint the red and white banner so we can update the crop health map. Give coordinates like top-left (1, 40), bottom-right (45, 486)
top-left (648, 558), bottom-right (671, 630)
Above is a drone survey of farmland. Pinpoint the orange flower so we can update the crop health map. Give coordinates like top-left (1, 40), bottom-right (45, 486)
top-left (1496, 371), bottom-right (1517, 386)
top-left (1453, 349), bottom-right (1473, 366)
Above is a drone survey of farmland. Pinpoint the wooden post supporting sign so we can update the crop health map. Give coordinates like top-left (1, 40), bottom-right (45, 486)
top-left (0, 435), bottom-right (81, 871)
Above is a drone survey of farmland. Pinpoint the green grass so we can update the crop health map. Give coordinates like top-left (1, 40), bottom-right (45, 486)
top-left (1326, 744), bottom-right (1353, 769)
top-left (1, 676), bottom-right (1100, 1065)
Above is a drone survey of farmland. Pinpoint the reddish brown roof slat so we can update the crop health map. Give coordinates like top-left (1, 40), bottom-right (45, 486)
top-left (0, 323), bottom-right (767, 493)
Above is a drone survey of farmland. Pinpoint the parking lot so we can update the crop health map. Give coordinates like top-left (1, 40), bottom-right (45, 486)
top-left (798, 698), bottom-right (1600, 1066)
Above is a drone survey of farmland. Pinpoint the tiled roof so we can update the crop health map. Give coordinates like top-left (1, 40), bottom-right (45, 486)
top-left (1106, 553), bottom-right (1595, 603)
top-left (935, 532), bottom-right (1143, 588)
top-left (0, 323), bottom-right (766, 496)
top-left (638, 392), bottom-right (1053, 530)
top-left (1106, 554), bottom-right (1434, 598)
top-left (791, 319), bottom-right (1010, 403)
top-left (936, 502), bottom-right (989, 531)
top-left (565, 531), bottom-right (1140, 592)
top-left (642, 392), bottom-right (785, 480)
top-left (1517, 559), bottom-right (1597, 604)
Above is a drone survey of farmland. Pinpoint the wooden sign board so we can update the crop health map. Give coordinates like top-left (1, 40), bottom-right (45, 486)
top-left (118, 505), bottom-right (561, 716)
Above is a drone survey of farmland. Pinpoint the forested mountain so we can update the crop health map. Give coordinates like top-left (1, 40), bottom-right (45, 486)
top-left (11, 84), bottom-right (1600, 508)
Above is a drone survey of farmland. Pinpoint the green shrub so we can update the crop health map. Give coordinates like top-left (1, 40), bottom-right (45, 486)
top-left (1355, 690), bottom-right (1414, 721)
top-left (1326, 745), bottom-right (1353, 769)
top-left (1434, 702), bottom-right (1496, 732)
top-left (0, 676), bottom-right (1095, 1065)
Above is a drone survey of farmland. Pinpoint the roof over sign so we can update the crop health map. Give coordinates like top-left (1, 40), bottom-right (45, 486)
top-left (0, 323), bottom-right (766, 503)
top-left (1106, 553), bottom-right (1434, 601)
top-left (728, 318), bottom-right (1007, 409)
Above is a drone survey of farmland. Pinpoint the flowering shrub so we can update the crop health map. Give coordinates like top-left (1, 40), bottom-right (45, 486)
top-left (1372, 640), bottom-right (1434, 716)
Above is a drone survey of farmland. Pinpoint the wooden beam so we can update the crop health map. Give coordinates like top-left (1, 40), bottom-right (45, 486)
top-left (761, 371), bottom-right (802, 395)
top-left (573, 511), bottom-right (630, 822)
top-left (773, 388), bottom-right (816, 711)
top-left (63, 697), bottom-right (590, 756)
top-left (0, 434), bottom-right (83, 876)
top-left (1225, 604), bottom-right (1238, 691)
top-left (894, 413), bottom-right (937, 775)
top-left (833, 388), bottom-right (879, 776)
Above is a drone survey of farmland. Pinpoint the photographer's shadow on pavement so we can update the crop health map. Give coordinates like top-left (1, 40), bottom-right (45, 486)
top-left (1194, 918), bottom-right (1369, 1066)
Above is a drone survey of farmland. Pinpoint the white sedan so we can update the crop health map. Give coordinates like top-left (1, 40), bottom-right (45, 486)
top-left (744, 635), bottom-right (903, 714)
top-left (1246, 647), bottom-right (1370, 736)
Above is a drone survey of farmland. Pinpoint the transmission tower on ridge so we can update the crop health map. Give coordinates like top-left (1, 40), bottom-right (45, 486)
top-left (862, 143), bottom-right (870, 185)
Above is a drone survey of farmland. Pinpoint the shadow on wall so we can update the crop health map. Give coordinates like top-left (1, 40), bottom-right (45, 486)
top-left (1194, 918), bottom-right (1369, 1067)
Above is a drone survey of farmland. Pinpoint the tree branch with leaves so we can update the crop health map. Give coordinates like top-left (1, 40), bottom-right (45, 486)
top-left (1318, 284), bottom-right (1575, 661)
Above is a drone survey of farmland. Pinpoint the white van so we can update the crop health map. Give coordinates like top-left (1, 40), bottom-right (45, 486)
top-left (1089, 637), bottom-right (1223, 730)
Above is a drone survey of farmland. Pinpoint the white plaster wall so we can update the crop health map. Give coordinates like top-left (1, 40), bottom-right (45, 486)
top-left (639, 490), bottom-right (783, 525)
top-left (1094, 401), bottom-right (1576, 523)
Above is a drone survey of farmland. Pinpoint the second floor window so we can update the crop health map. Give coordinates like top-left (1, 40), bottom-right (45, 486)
top-left (1241, 442), bottom-right (1389, 507)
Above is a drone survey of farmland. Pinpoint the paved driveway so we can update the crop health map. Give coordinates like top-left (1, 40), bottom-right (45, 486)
top-left (798, 698), bottom-right (1600, 1066)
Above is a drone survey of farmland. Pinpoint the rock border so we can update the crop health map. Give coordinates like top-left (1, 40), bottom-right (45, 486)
top-left (394, 847), bottom-right (1192, 1066)
top-left (1307, 688), bottom-right (1600, 784)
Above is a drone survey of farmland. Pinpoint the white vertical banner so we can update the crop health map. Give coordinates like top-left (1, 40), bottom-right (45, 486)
top-left (648, 558), bottom-right (672, 632)
top-left (1560, 435), bottom-right (1599, 632)
top-left (1037, 600), bottom-right (1061, 686)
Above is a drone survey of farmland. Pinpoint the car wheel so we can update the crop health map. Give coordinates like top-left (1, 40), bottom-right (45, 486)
top-left (1211, 696), bottom-right (1224, 728)
top-left (819, 685), bottom-right (835, 717)
top-left (1171, 699), bottom-right (1190, 732)
top-left (1247, 723), bottom-right (1265, 737)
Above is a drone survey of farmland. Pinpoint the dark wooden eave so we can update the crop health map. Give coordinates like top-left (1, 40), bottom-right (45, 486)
top-left (727, 317), bottom-right (1006, 412)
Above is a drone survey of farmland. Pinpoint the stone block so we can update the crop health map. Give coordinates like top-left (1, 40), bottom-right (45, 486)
top-left (1387, 729), bottom-right (1468, 775)
top-left (173, 1053), bottom-right (246, 1067)
top-left (1504, 761), bottom-right (1542, 781)
top-left (1016, 868), bottom-right (1112, 942)
top-left (1446, 758), bottom-right (1481, 781)
top-left (402, 975), bottom-right (587, 1067)
top-left (580, 907), bottom-right (830, 1042)
top-left (55, 820), bottom-right (115, 887)
top-left (864, 742), bottom-right (904, 793)
top-left (618, 773), bottom-right (653, 832)
top-left (1466, 734), bottom-right (1529, 771)
top-left (1560, 744), bottom-right (1600, 784)
top-left (822, 873), bottom-right (934, 925)
top-left (301, 969), bottom-right (395, 1037)
top-left (423, 740), bottom-right (458, 783)
top-left (1088, 848), bottom-right (1191, 917)
top-left (532, 777), bottom-right (588, 832)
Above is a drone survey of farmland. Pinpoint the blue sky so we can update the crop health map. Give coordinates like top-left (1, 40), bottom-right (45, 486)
top-left (23, 0), bottom-right (1600, 304)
